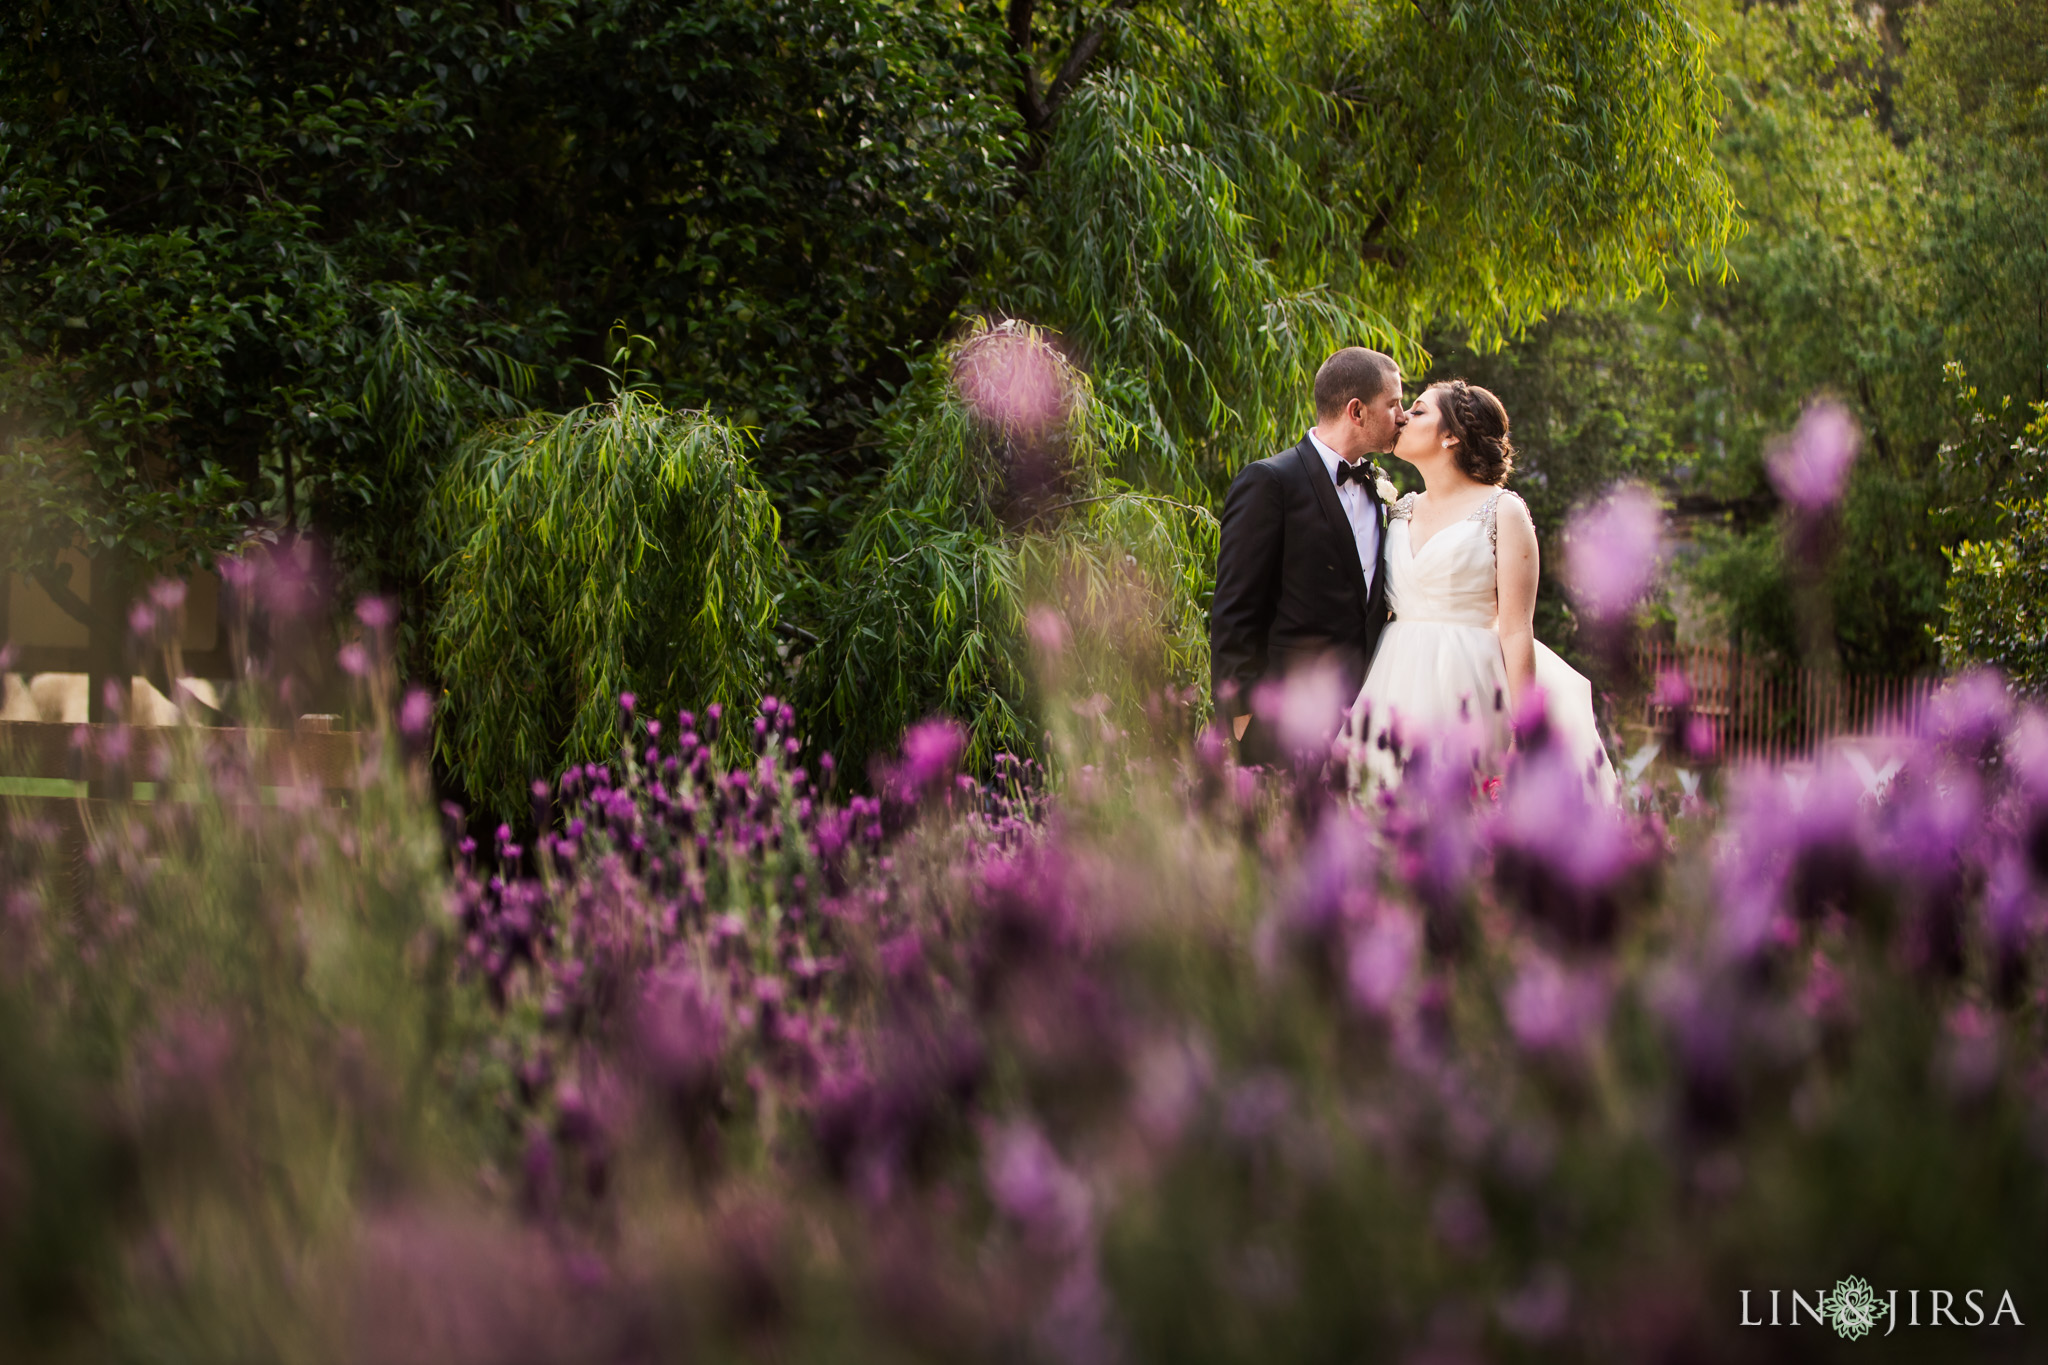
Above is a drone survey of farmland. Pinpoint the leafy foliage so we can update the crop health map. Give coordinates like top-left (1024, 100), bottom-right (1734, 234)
top-left (472, 0), bottom-right (1020, 554)
top-left (0, 1), bottom-right (548, 604)
top-left (1905, 0), bottom-right (2048, 413)
top-left (1937, 406), bottom-right (2048, 692)
top-left (1458, 0), bottom-right (2048, 678)
top-left (986, 11), bottom-right (1411, 497)
top-left (426, 382), bottom-right (782, 813)
top-left (989, 0), bottom-right (1735, 496)
top-left (0, 0), bottom-right (1012, 591)
top-left (798, 321), bottom-right (1217, 774)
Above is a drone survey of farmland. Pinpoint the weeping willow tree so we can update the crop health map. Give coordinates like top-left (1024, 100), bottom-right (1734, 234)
top-left (426, 383), bottom-right (783, 815)
top-left (797, 321), bottom-right (1217, 774)
top-left (983, 0), bottom-right (1737, 496)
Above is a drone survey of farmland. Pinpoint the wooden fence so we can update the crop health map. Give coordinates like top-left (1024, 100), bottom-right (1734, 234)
top-left (1636, 643), bottom-right (1940, 763)
top-left (0, 717), bottom-right (362, 795)
top-left (0, 718), bottom-right (364, 896)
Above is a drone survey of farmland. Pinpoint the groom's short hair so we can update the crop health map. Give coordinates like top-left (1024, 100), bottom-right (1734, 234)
top-left (1313, 348), bottom-right (1401, 419)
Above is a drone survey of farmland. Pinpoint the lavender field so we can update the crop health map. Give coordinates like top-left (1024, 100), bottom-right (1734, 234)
top-left (4, 586), bottom-right (2046, 1365)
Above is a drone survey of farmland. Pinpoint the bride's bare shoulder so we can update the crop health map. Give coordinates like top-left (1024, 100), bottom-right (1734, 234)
top-left (1492, 489), bottom-right (1538, 551)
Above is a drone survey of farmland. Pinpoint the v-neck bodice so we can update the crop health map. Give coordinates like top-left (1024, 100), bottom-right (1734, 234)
top-left (1346, 485), bottom-right (1618, 805)
top-left (1383, 490), bottom-right (1508, 628)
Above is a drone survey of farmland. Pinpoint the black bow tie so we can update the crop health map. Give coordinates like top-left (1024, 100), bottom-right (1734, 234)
top-left (1334, 460), bottom-right (1370, 488)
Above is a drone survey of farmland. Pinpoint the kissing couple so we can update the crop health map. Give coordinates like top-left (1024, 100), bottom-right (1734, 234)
top-left (1209, 346), bottom-right (1616, 800)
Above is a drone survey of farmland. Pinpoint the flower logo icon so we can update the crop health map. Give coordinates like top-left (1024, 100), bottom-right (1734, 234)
top-left (1823, 1276), bottom-right (1882, 1341)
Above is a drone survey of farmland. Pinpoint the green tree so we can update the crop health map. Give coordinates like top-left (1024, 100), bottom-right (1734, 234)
top-left (425, 378), bottom-right (783, 814)
top-left (1459, 0), bottom-right (2048, 680)
top-left (987, 0), bottom-right (1734, 496)
top-left (1648, 0), bottom-right (1944, 674)
top-left (796, 321), bottom-right (1216, 773)
top-left (1903, 0), bottom-right (2048, 412)
top-left (0, 0), bottom-right (1013, 596)
top-left (1936, 399), bottom-right (2048, 693)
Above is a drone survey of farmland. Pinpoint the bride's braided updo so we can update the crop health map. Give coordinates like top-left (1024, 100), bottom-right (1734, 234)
top-left (1428, 379), bottom-right (1516, 486)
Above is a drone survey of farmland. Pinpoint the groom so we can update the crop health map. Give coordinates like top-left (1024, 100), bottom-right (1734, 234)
top-left (1210, 347), bottom-right (1407, 766)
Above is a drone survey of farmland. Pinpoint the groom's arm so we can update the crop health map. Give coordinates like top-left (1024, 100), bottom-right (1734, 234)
top-left (1210, 463), bottom-right (1283, 734)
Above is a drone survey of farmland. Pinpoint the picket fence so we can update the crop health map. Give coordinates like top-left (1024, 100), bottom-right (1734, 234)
top-left (1636, 642), bottom-right (1941, 763)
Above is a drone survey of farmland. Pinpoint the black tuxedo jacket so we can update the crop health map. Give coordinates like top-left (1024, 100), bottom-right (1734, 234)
top-left (1209, 437), bottom-right (1391, 762)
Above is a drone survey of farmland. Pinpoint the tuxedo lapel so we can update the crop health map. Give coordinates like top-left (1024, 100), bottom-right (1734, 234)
top-left (1367, 487), bottom-right (1391, 622)
top-left (1291, 438), bottom-right (1373, 619)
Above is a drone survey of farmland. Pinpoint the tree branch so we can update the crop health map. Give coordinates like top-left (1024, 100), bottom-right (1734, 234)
top-left (1009, 0), bottom-right (1137, 141)
top-left (774, 620), bottom-right (821, 647)
top-left (1030, 491), bottom-right (1217, 523)
top-left (1008, 0), bottom-right (1050, 132)
top-left (1045, 1), bottom-right (1136, 114)
top-left (31, 564), bottom-right (97, 631)
top-left (1361, 184), bottom-right (1409, 250)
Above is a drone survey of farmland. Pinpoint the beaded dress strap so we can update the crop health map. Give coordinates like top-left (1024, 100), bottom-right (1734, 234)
top-left (1475, 488), bottom-right (1519, 552)
top-left (1390, 492), bottom-right (1417, 522)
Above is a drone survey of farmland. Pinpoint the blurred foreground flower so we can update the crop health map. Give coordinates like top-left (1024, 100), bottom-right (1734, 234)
top-left (1767, 400), bottom-right (1860, 512)
top-left (954, 322), bottom-right (1072, 434)
top-left (1564, 484), bottom-right (1662, 621)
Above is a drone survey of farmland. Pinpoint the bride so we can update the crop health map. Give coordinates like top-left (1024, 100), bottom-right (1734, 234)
top-left (1344, 379), bottom-right (1616, 801)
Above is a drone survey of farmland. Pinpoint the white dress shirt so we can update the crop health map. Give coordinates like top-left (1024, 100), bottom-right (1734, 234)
top-left (1307, 428), bottom-right (1380, 592)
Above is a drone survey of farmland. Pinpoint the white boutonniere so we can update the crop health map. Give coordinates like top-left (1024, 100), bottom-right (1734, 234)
top-left (1371, 465), bottom-right (1399, 507)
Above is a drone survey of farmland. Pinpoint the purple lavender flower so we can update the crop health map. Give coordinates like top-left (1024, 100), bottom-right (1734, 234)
top-left (398, 687), bottom-right (434, 739)
top-left (148, 578), bottom-right (187, 612)
top-left (1926, 669), bottom-right (2011, 766)
top-left (1563, 485), bottom-right (1662, 621)
top-left (1287, 809), bottom-right (1377, 949)
top-left (134, 1008), bottom-right (236, 1114)
top-left (636, 965), bottom-right (727, 1098)
top-left (1345, 906), bottom-right (1420, 1018)
top-left (983, 1120), bottom-right (1091, 1252)
top-left (1767, 400), bottom-right (1859, 512)
top-left (215, 553), bottom-right (257, 590)
top-left (954, 326), bottom-right (1070, 434)
top-left (1027, 606), bottom-right (1072, 657)
top-left (1650, 668), bottom-right (1691, 709)
top-left (1492, 746), bottom-right (1645, 946)
top-left (1938, 1002), bottom-right (2000, 1102)
top-left (972, 844), bottom-right (1077, 990)
top-left (1256, 661), bottom-right (1347, 760)
top-left (1798, 949), bottom-right (1854, 1031)
top-left (1502, 950), bottom-right (1609, 1057)
top-left (886, 718), bottom-right (968, 803)
top-left (1713, 766), bottom-right (1795, 958)
top-left (355, 595), bottom-right (397, 631)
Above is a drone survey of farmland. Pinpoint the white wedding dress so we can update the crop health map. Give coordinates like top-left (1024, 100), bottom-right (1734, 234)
top-left (1345, 489), bottom-right (1617, 801)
